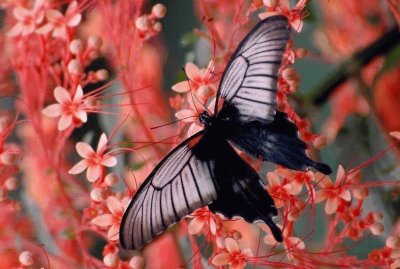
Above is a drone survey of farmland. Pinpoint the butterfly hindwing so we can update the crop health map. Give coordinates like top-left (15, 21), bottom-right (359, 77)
top-left (216, 15), bottom-right (290, 124)
top-left (228, 112), bottom-right (332, 174)
top-left (209, 139), bottom-right (283, 241)
top-left (120, 132), bottom-right (218, 250)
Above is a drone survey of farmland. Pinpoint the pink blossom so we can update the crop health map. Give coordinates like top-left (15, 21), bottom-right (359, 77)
top-left (92, 196), bottom-right (128, 241)
top-left (68, 133), bottom-right (117, 182)
top-left (266, 171), bottom-right (295, 208)
top-left (42, 85), bottom-right (87, 131)
top-left (188, 208), bottom-right (218, 235)
top-left (260, 0), bottom-right (307, 32)
top-left (36, 1), bottom-right (82, 39)
top-left (175, 97), bottom-right (216, 137)
top-left (7, 0), bottom-right (45, 36)
top-left (172, 61), bottom-right (216, 100)
top-left (315, 165), bottom-right (352, 214)
top-left (212, 238), bottom-right (253, 269)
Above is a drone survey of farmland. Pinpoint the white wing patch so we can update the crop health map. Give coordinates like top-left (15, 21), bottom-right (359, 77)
top-left (120, 139), bottom-right (217, 250)
top-left (217, 16), bottom-right (290, 123)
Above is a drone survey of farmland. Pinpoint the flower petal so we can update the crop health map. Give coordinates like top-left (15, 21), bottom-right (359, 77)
top-left (325, 198), bottom-right (338, 215)
top-left (13, 7), bottom-right (29, 21)
top-left (290, 181), bottom-right (303, 195)
top-left (92, 214), bottom-right (113, 227)
top-left (66, 1), bottom-right (78, 14)
top-left (107, 196), bottom-right (123, 216)
top-left (171, 81), bottom-right (190, 93)
top-left (314, 190), bottom-right (327, 203)
top-left (46, 9), bottom-right (63, 20)
top-left (225, 238), bottom-right (239, 253)
top-left (68, 160), bottom-right (88, 174)
top-left (22, 24), bottom-right (35, 35)
top-left (97, 133), bottom-right (108, 153)
top-left (188, 217), bottom-right (205, 235)
top-left (101, 156), bottom-right (117, 167)
top-left (67, 13), bottom-right (82, 27)
top-left (7, 23), bottom-right (23, 36)
top-left (76, 142), bottom-right (95, 158)
top-left (212, 253), bottom-right (231, 266)
top-left (36, 23), bottom-right (54, 34)
top-left (185, 62), bottom-right (201, 81)
top-left (73, 85), bottom-right (84, 101)
top-left (339, 190), bottom-right (351, 201)
top-left (54, 86), bottom-right (71, 104)
top-left (52, 26), bottom-right (67, 39)
top-left (87, 165), bottom-right (101, 182)
top-left (175, 109), bottom-right (196, 122)
top-left (74, 110), bottom-right (87, 123)
top-left (241, 248), bottom-right (253, 258)
top-left (187, 123), bottom-right (203, 137)
top-left (42, 104), bottom-right (63, 117)
top-left (267, 172), bottom-right (280, 186)
top-left (107, 224), bottom-right (120, 241)
top-left (58, 114), bottom-right (72, 130)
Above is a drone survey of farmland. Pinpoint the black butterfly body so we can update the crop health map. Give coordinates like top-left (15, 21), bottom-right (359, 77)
top-left (120, 16), bottom-right (332, 250)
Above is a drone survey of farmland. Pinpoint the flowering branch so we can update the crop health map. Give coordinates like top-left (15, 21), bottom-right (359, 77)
top-left (306, 26), bottom-right (400, 106)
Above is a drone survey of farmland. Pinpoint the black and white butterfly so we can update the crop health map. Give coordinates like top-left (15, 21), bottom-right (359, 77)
top-left (120, 15), bottom-right (331, 250)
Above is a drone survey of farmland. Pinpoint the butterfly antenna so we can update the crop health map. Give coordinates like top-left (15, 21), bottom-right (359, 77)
top-left (150, 116), bottom-right (196, 130)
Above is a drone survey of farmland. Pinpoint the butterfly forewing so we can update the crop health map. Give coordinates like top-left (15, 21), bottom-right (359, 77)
top-left (120, 132), bottom-right (218, 250)
top-left (216, 16), bottom-right (290, 124)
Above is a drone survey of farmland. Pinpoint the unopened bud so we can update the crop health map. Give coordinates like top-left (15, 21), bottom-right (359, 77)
top-left (152, 3), bottom-right (167, 18)
top-left (88, 35), bottom-right (103, 49)
top-left (370, 223), bottom-right (384, 235)
top-left (129, 256), bottom-right (145, 269)
top-left (4, 177), bottom-right (18, 191)
top-left (153, 21), bottom-right (163, 33)
top-left (19, 251), bottom-right (34, 266)
top-left (386, 236), bottom-right (400, 249)
top-left (95, 69), bottom-right (109, 81)
top-left (67, 59), bottom-right (82, 76)
top-left (103, 253), bottom-right (119, 267)
top-left (105, 173), bottom-right (118, 187)
top-left (69, 39), bottom-right (84, 55)
top-left (313, 136), bottom-right (327, 149)
top-left (352, 188), bottom-right (369, 200)
top-left (135, 16), bottom-right (150, 31)
top-left (90, 188), bottom-right (106, 202)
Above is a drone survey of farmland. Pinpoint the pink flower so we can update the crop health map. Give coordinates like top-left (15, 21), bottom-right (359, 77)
top-left (175, 98), bottom-right (215, 137)
top-left (42, 85), bottom-right (87, 131)
top-left (36, 1), bottom-right (82, 39)
top-left (188, 208), bottom-right (218, 235)
top-left (276, 167), bottom-right (314, 195)
top-left (212, 238), bottom-right (253, 269)
top-left (7, 0), bottom-right (45, 36)
top-left (92, 196), bottom-right (128, 241)
top-left (260, 0), bottom-right (307, 32)
top-left (68, 133), bottom-right (117, 182)
top-left (315, 165), bottom-right (352, 214)
top-left (172, 61), bottom-right (216, 100)
top-left (266, 171), bottom-right (295, 208)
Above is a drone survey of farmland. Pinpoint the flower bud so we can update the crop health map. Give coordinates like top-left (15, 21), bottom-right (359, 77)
top-left (69, 39), bottom-right (84, 55)
top-left (372, 212), bottom-right (383, 221)
top-left (352, 188), bottom-right (369, 200)
top-left (88, 35), bottom-right (103, 49)
top-left (295, 48), bottom-right (308, 58)
top-left (370, 223), bottom-right (384, 235)
top-left (96, 69), bottom-right (109, 81)
top-left (67, 59), bottom-right (82, 76)
top-left (105, 173), bottom-right (118, 187)
top-left (152, 4), bottom-right (167, 18)
top-left (313, 135), bottom-right (327, 149)
top-left (0, 150), bottom-right (21, 165)
top-left (129, 256), bottom-right (145, 269)
top-left (135, 16), bottom-right (150, 31)
top-left (90, 188), bottom-right (106, 202)
top-left (103, 253), bottom-right (119, 267)
top-left (153, 21), bottom-right (163, 33)
top-left (386, 236), bottom-right (400, 249)
top-left (19, 251), bottom-right (34, 266)
top-left (4, 177), bottom-right (18, 191)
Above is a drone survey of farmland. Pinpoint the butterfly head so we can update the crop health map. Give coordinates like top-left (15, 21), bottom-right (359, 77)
top-left (199, 110), bottom-right (215, 128)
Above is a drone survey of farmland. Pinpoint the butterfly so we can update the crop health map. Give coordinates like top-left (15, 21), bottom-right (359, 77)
top-left (120, 15), bottom-right (332, 250)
